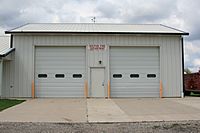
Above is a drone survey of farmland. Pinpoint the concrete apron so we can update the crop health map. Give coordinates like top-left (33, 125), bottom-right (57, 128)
top-left (1, 97), bottom-right (200, 123)
top-left (87, 99), bottom-right (132, 122)
top-left (0, 99), bottom-right (87, 123)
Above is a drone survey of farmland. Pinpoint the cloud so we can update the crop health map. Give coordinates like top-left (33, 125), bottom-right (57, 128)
top-left (176, 0), bottom-right (200, 41)
top-left (193, 59), bottom-right (200, 66)
top-left (0, 0), bottom-right (200, 72)
top-left (184, 40), bottom-right (200, 72)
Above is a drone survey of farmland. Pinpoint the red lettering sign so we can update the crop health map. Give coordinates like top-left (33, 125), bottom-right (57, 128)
top-left (89, 45), bottom-right (106, 51)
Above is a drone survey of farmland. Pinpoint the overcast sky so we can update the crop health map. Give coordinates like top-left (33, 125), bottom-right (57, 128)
top-left (0, 0), bottom-right (199, 71)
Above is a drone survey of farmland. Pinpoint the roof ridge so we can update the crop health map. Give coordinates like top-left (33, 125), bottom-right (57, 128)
top-left (25, 23), bottom-right (162, 25)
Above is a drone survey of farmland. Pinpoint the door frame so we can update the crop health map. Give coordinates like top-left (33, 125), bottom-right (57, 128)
top-left (89, 67), bottom-right (106, 98)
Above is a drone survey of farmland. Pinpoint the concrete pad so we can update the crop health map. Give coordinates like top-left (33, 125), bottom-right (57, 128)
top-left (168, 97), bottom-right (200, 110)
top-left (1, 97), bottom-right (200, 123)
top-left (87, 99), bottom-right (131, 122)
top-left (0, 99), bottom-right (87, 123)
top-left (113, 98), bottom-right (200, 122)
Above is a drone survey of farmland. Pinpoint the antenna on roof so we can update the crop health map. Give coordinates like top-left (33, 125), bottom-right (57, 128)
top-left (91, 17), bottom-right (96, 23)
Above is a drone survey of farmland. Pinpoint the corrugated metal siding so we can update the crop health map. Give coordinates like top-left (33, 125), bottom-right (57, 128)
top-left (2, 61), bottom-right (11, 97)
top-left (11, 36), bottom-right (33, 97)
top-left (10, 34), bottom-right (182, 97)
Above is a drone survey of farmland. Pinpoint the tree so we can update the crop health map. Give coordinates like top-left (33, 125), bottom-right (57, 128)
top-left (184, 68), bottom-right (192, 74)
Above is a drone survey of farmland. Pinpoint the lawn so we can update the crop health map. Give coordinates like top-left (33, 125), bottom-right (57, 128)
top-left (0, 99), bottom-right (25, 111)
top-left (190, 92), bottom-right (200, 97)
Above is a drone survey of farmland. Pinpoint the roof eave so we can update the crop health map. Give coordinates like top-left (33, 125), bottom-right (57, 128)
top-left (0, 48), bottom-right (15, 57)
top-left (5, 31), bottom-right (189, 35)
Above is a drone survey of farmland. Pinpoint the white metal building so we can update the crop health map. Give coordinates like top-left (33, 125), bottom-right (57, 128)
top-left (0, 36), bottom-right (15, 97)
top-left (2, 23), bottom-right (189, 98)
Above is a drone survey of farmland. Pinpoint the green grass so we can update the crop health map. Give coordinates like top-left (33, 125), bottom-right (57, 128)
top-left (189, 92), bottom-right (200, 97)
top-left (0, 99), bottom-right (25, 111)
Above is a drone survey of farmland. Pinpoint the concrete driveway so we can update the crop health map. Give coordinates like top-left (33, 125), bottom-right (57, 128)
top-left (0, 97), bottom-right (200, 122)
top-left (0, 99), bottom-right (87, 122)
top-left (113, 97), bottom-right (200, 122)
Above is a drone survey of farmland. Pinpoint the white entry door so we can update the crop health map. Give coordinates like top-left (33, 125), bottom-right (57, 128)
top-left (90, 68), bottom-right (105, 97)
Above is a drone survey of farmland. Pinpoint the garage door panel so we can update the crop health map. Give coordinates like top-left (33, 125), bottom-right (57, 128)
top-left (36, 68), bottom-right (85, 70)
top-left (110, 47), bottom-right (160, 97)
top-left (111, 93), bottom-right (159, 97)
top-left (111, 67), bottom-right (160, 69)
top-left (38, 78), bottom-right (85, 81)
top-left (35, 46), bottom-right (85, 97)
top-left (36, 92), bottom-right (83, 97)
top-left (36, 80), bottom-right (84, 84)
top-left (111, 62), bottom-right (159, 67)
top-left (111, 51), bottom-right (159, 57)
top-left (36, 62), bottom-right (85, 66)
top-left (111, 58), bottom-right (159, 62)
top-left (111, 89), bottom-right (159, 94)
top-left (36, 54), bottom-right (85, 57)
top-left (112, 81), bottom-right (159, 84)
top-left (111, 84), bottom-right (159, 89)
top-left (111, 74), bottom-right (159, 80)
top-left (112, 79), bottom-right (159, 83)
top-left (36, 86), bottom-right (84, 90)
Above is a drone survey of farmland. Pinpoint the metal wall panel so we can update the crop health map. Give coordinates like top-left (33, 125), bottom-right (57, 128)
top-left (110, 47), bottom-right (160, 97)
top-left (8, 34), bottom-right (182, 97)
top-left (35, 46), bottom-right (85, 97)
top-left (2, 61), bottom-right (11, 97)
top-left (11, 36), bottom-right (33, 97)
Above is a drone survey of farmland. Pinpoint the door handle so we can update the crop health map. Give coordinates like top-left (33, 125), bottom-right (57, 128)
top-left (102, 82), bottom-right (104, 86)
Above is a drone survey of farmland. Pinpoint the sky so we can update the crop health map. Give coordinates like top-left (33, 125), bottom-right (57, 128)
top-left (0, 0), bottom-right (199, 72)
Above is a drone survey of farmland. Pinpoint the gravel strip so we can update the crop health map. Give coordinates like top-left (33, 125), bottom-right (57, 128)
top-left (0, 120), bottom-right (200, 133)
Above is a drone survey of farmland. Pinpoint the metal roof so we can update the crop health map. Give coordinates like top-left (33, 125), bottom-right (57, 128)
top-left (5, 23), bottom-right (189, 35)
top-left (0, 36), bottom-right (15, 57)
top-left (0, 36), bottom-right (10, 53)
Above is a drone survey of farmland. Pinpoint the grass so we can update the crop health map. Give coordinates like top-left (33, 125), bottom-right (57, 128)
top-left (190, 92), bottom-right (200, 96)
top-left (0, 99), bottom-right (25, 111)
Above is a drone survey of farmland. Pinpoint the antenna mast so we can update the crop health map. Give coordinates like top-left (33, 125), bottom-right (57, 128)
top-left (91, 17), bottom-right (96, 23)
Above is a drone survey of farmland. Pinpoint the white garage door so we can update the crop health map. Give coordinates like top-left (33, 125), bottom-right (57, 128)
top-left (35, 47), bottom-right (85, 97)
top-left (110, 47), bottom-right (160, 97)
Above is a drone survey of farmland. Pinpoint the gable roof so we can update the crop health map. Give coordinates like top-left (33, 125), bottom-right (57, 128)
top-left (5, 23), bottom-right (189, 35)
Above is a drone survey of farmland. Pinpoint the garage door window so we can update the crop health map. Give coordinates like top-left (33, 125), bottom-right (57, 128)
top-left (130, 74), bottom-right (139, 78)
top-left (38, 74), bottom-right (47, 78)
top-left (55, 74), bottom-right (65, 78)
top-left (147, 74), bottom-right (156, 78)
top-left (73, 74), bottom-right (82, 78)
top-left (113, 74), bottom-right (122, 78)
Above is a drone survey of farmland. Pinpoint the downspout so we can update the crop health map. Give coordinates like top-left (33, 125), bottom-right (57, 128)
top-left (181, 37), bottom-right (185, 97)
top-left (10, 35), bottom-right (13, 48)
